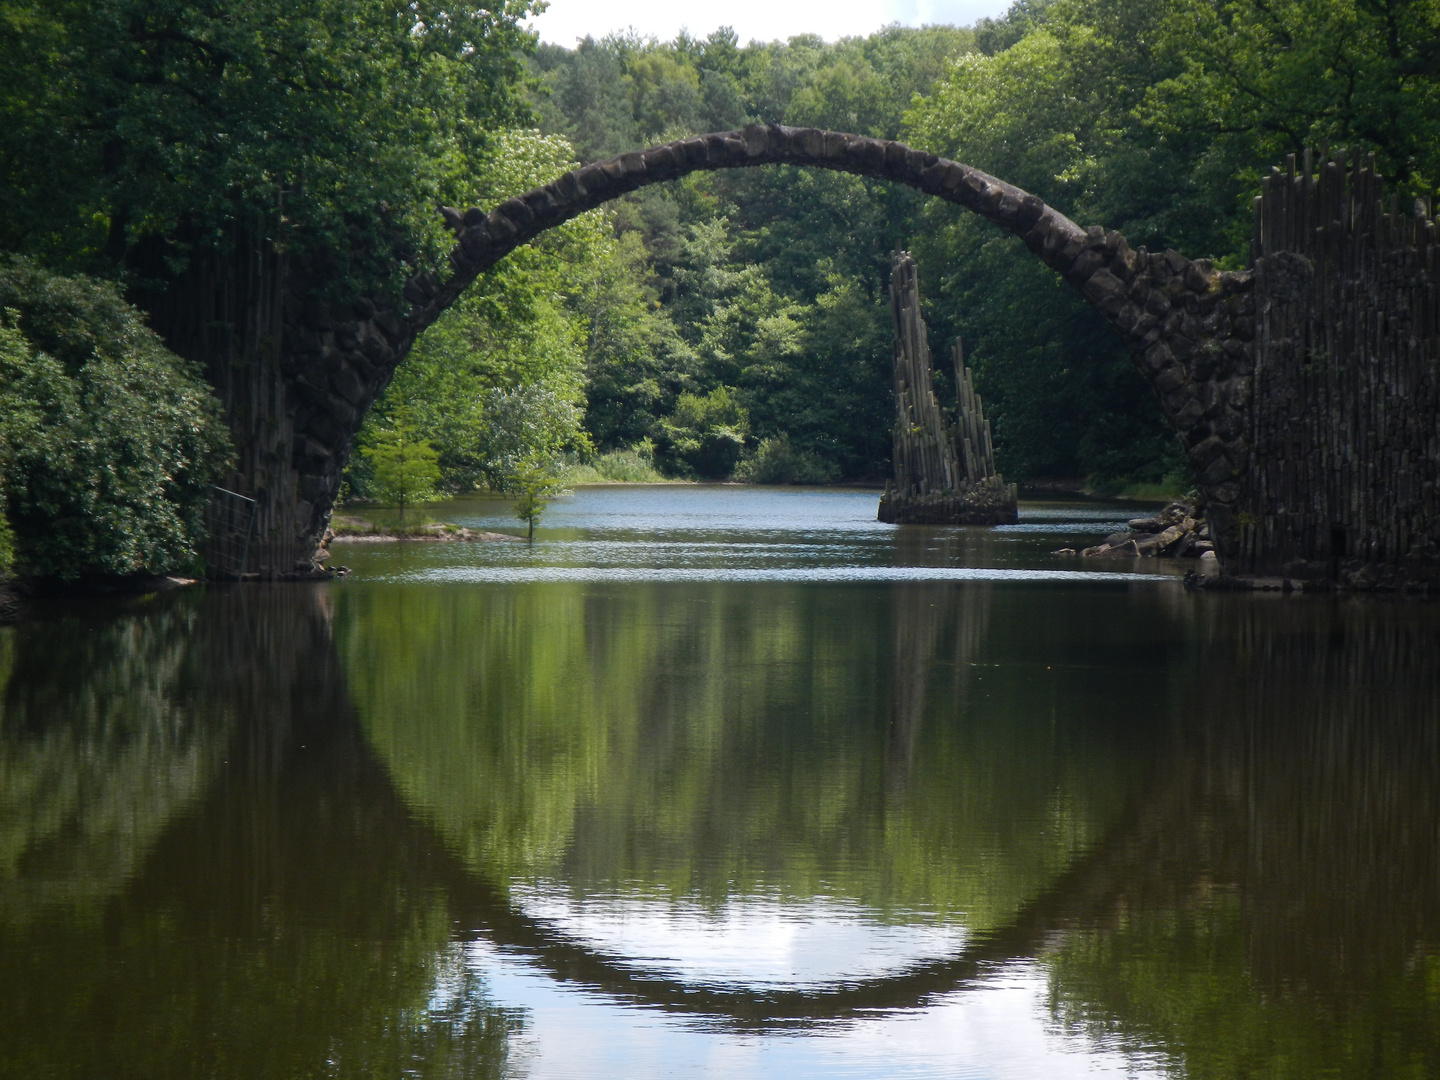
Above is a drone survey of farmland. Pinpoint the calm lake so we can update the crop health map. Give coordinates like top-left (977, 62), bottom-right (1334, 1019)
top-left (3, 485), bottom-right (1438, 1079)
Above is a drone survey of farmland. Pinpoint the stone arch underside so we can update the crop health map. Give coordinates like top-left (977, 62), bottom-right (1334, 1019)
top-left (255, 125), bottom-right (1257, 576)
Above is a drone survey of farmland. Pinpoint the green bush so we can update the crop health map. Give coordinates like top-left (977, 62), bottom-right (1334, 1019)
top-left (0, 498), bottom-right (14, 579)
top-left (657, 387), bottom-right (749, 479)
top-left (0, 260), bottom-right (232, 579)
top-left (565, 442), bottom-right (665, 484)
top-left (735, 435), bottom-right (840, 485)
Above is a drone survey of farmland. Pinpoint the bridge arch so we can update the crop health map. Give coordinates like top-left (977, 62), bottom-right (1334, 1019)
top-left (215, 126), bottom-right (1256, 575)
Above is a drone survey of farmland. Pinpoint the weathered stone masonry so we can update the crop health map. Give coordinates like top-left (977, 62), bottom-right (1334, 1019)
top-left (178, 125), bottom-right (1438, 588)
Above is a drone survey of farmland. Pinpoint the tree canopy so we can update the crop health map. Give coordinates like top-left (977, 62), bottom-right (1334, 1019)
top-left (0, 0), bottom-right (539, 288)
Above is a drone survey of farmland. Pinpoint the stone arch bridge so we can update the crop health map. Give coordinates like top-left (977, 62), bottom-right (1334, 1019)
top-left (158, 126), bottom-right (1440, 588)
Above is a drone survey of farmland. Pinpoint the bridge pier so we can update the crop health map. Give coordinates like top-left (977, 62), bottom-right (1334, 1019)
top-left (1233, 151), bottom-right (1440, 589)
top-left (137, 230), bottom-right (416, 578)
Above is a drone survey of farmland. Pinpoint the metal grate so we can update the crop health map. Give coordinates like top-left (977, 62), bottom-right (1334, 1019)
top-left (205, 486), bottom-right (257, 581)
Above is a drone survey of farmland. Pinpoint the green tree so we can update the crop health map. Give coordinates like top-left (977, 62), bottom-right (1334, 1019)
top-left (0, 0), bottom-right (539, 281)
top-left (351, 130), bottom-right (605, 495)
top-left (527, 27), bottom-right (977, 483)
top-left (360, 410), bottom-right (441, 526)
top-left (902, 0), bottom-right (1209, 482)
top-left (0, 503), bottom-right (14, 581)
top-left (1145, 0), bottom-right (1440, 203)
top-left (0, 260), bottom-right (231, 578)
top-left (658, 386), bottom-right (751, 478)
top-left (510, 457), bottom-right (568, 539)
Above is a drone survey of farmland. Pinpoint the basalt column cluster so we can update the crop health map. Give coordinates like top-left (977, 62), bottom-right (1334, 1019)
top-left (878, 252), bottom-right (1016, 524)
top-left (1239, 151), bottom-right (1440, 589)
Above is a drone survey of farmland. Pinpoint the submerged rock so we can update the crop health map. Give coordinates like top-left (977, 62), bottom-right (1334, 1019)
top-left (1067, 499), bottom-right (1210, 560)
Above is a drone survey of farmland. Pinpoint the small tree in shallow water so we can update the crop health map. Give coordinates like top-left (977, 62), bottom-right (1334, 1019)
top-left (360, 409), bottom-right (441, 527)
top-left (511, 457), bottom-right (568, 540)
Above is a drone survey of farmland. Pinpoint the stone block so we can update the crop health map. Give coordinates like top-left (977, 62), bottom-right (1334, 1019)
top-left (524, 188), bottom-right (561, 220)
top-left (1184, 260), bottom-right (1216, 293)
top-left (485, 211), bottom-right (518, 244)
top-left (300, 472), bottom-right (330, 501)
top-left (1163, 388), bottom-right (1194, 413)
top-left (919, 161), bottom-right (949, 191)
top-left (1083, 269), bottom-right (1125, 303)
top-left (902, 147), bottom-right (930, 175)
top-left (1155, 365), bottom-right (1189, 394)
top-left (1221, 377), bottom-right (1252, 408)
top-left (1187, 434), bottom-right (1226, 467)
top-left (459, 226), bottom-right (491, 261)
top-left (360, 334), bottom-right (394, 366)
top-left (677, 137), bottom-right (710, 166)
top-left (1212, 408), bottom-right (1245, 439)
top-left (552, 172), bottom-right (586, 203)
top-left (643, 145), bottom-right (681, 177)
top-left (1210, 482), bottom-right (1239, 504)
top-left (304, 301), bottom-right (332, 329)
top-left (498, 196), bottom-right (534, 226)
top-left (1014, 194), bottom-right (1045, 233)
top-left (1144, 341), bottom-right (1176, 372)
top-left (1068, 249), bottom-right (1104, 281)
top-left (1110, 244), bottom-right (1139, 281)
top-left (1173, 397), bottom-right (1205, 429)
top-left (1198, 453), bottom-right (1234, 486)
top-left (331, 365), bottom-right (364, 405)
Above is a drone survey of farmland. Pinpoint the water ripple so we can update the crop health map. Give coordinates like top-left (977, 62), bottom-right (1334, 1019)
top-left (390, 566), bottom-right (1173, 584)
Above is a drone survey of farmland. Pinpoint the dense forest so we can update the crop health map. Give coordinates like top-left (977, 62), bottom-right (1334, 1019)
top-left (360, 0), bottom-right (1440, 500)
top-left (1, 0), bottom-right (1437, 576)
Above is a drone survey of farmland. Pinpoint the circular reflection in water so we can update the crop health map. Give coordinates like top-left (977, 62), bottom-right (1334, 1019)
top-left (507, 885), bottom-right (971, 992)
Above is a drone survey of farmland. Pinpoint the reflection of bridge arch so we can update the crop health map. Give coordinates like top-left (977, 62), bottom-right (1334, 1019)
top-left (423, 789), bottom-right (1159, 1027)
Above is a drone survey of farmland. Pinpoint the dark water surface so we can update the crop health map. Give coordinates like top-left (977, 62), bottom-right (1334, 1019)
top-left (3, 487), bottom-right (1438, 1078)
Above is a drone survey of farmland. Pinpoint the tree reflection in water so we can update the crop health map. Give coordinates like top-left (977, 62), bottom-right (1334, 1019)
top-left (339, 580), bottom-right (1143, 932)
top-left (1046, 597), bottom-right (1440, 1078)
top-left (0, 588), bottom-right (518, 1080)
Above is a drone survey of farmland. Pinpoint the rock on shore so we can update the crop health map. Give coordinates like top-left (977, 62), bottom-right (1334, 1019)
top-left (1054, 499), bottom-right (1216, 560)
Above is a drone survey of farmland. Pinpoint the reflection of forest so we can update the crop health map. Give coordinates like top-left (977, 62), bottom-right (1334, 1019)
top-left (0, 589), bottom-right (517, 1080)
top-left (0, 598), bottom-right (235, 922)
top-left (338, 580), bottom-right (1140, 928)
top-left (2, 586), bottom-right (1438, 1073)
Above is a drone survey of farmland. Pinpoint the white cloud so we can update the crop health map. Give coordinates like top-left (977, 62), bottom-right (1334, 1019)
top-left (528, 0), bottom-right (1014, 48)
